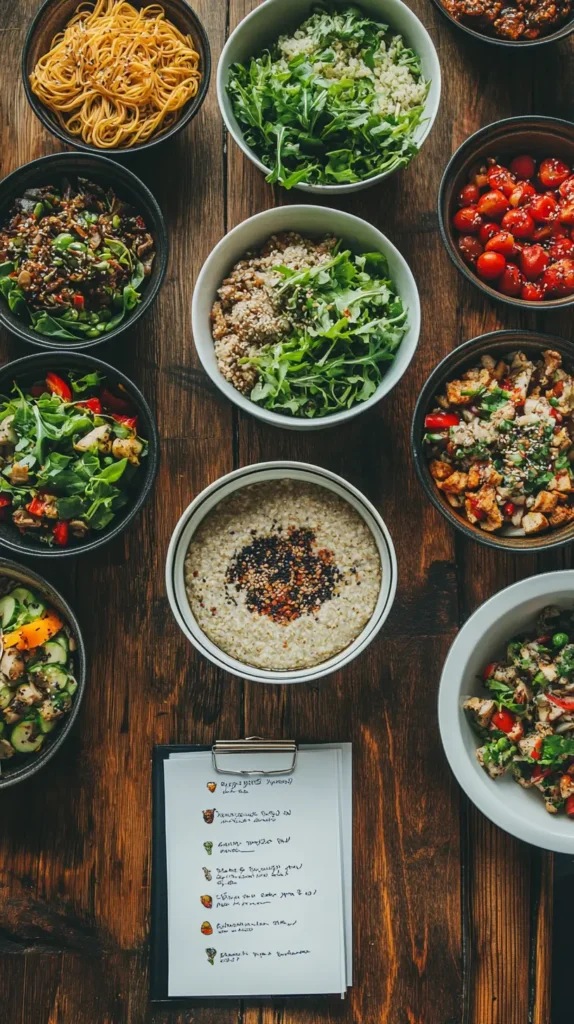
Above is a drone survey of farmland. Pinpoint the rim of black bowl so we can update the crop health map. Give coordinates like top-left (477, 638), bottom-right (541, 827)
top-left (0, 350), bottom-right (159, 558)
top-left (429, 0), bottom-right (574, 47)
top-left (0, 556), bottom-right (87, 787)
top-left (0, 152), bottom-right (168, 350)
top-left (438, 115), bottom-right (574, 312)
top-left (21, 0), bottom-right (211, 157)
top-left (411, 329), bottom-right (574, 553)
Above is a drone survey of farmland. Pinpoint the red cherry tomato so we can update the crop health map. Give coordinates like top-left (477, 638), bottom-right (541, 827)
top-left (76, 397), bottom-right (102, 414)
top-left (549, 237), bottom-right (574, 261)
top-left (483, 662), bottom-right (498, 680)
top-left (501, 208), bottom-right (536, 238)
top-left (453, 206), bottom-right (483, 233)
top-left (457, 235), bottom-right (484, 263)
top-left (508, 182), bottom-right (536, 208)
top-left (476, 251), bottom-right (506, 281)
top-left (558, 203), bottom-right (574, 226)
top-left (46, 372), bottom-right (72, 402)
top-left (492, 708), bottom-right (516, 734)
top-left (458, 183), bottom-right (480, 206)
top-left (510, 154), bottom-right (536, 180)
top-left (521, 281), bottom-right (546, 301)
top-left (520, 244), bottom-right (550, 280)
top-left (498, 263), bottom-right (523, 296)
top-left (485, 231), bottom-right (516, 256)
top-left (539, 157), bottom-right (571, 188)
top-left (541, 259), bottom-right (574, 297)
top-left (424, 413), bottom-right (460, 429)
top-left (503, 501), bottom-right (517, 517)
top-left (479, 221), bottom-right (501, 244)
top-left (487, 165), bottom-right (516, 197)
top-left (559, 176), bottom-right (574, 200)
top-left (477, 189), bottom-right (509, 220)
top-left (529, 192), bottom-right (558, 223)
top-left (566, 794), bottom-right (574, 818)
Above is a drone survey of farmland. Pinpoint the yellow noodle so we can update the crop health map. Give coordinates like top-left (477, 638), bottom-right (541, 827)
top-left (30, 0), bottom-right (202, 148)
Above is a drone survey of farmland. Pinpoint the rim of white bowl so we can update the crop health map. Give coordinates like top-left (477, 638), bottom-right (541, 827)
top-left (439, 570), bottom-right (574, 853)
top-left (191, 205), bottom-right (421, 431)
top-left (217, 0), bottom-right (441, 194)
top-left (165, 461), bottom-right (398, 683)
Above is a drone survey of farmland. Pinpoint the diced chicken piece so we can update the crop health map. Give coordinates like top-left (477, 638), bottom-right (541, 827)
top-left (507, 719), bottom-right (524, 743)
top-left (0, 415), bottom-right (16, 446)
top-left (38, 698), bottom-right (65, 722)
top-left (445, 380), bottom-right (473, 405)
top-left (518, 734), bottom-right (542, 759)
top-left (538, 662), bottom-right (558, 683)
top-left (10, 462), bottom-right (29, 485)
top-left (463, 696), bottom-right (496, 728)
top-left (491, 401), bottom-right (515, 426)
top-left (493, 665), bottom-right (518, 684)
top-left (493, 360), bottom-right (508, 381)
top-left (438, 471), bottom-right (468, 494)
top-left (542, 349), bottom-right (562, 378)
top-left (0, 739), bottom-right (14, 759)
top-left (476, 745), bottom-right (510, 778)
top-left (560, 774), bottom-right (574, 799)
top-left (12, 509), bottom-right (42, 530)
top-left (73, 425), bottom-right (112, 454)
top-left (429, 460), bottom-right (453, 482)
top-left (70, 520), bottom-right (89, 539)
top-left (532, 491), bottom-right (559, 514)
top-left (522, 512), bottom-right (549, 535)
top-left (549, 471), bottom-right (573, 493)
top-left (0, 648), bottom-right (26, 683)
top-left (3, 701), bottom-right (26, 724)
top-left (549, 506), bottom-right (574, 528)
top-left (15, 682), bottom-right (43, 706)
top-left (550, 427), bottom-right (571, 450)
top-left (474, 485), bottom-right (503, 532)
top-left (467, 464), bottom-right (482, 490)
top-left (484, 465), bottom-right (503, 487)
top-left (481, 355), bottom-right (496, 370)
top-left (445, 493), bottom-right (463, 508)
top-left (111, 437), bottom-right (143, 466)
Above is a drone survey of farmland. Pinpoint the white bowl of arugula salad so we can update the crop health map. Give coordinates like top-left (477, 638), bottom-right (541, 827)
top-left (439, 571), bottom-right (574, 853)
top-left (191, 205), bottom-right (420, 429)
top-left (217, 0), bottom-right (441, 193)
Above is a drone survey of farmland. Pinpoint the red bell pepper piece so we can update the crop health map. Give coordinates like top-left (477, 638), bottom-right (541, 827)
top-left (503, 501), bottom-right (516, 518)
top-left (0, 495), bottom-right (11, 521)
top-left (73, 294), bottom-right (85, 310)
top-left (566, 794), bottom-right (574, 818)
top-left (112, 413), bottom-right (138, 431)
top-left (100, 388), bottom-right (134, 415)
top-left (53, 521), bottom-right (69, 546)
top-left (530, 737), bottom-right (543, 761)
top-left (483, 661), bottom-right (498, 680)
top-left (46, 373), bottom-right (72, 402)
top-left (547, 693), bottom-right (574, 712)
top-left (424, 413), bottom-right (460, 430)
top-left (77, 397), bottom-right (102, 414)
top-left (532, 765), bottom-right (552, 784)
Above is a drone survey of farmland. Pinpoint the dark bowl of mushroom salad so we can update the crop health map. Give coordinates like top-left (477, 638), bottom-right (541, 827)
top-left (0, 351), bottom-right (159, 557)
top-left (464, 605), bottom-right (574, 818)
top-left (0, 153), bottom-right (168, 349)
top-left (0, 559), bottom-right (86, 788)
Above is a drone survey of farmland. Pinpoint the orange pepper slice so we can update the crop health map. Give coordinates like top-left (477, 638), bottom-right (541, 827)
top-left (3, 611), bottom-right (64, 650)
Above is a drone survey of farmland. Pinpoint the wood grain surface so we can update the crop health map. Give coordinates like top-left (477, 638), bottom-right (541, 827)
top-left (0, 0), bottom-right (571, 1021)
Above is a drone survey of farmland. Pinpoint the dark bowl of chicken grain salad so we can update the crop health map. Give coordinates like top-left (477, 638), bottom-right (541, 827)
top-left (0, 351), bottom-right (159, 557)
top-left (0, 153), bottom-right (168, 350)
top-left (411, 330), bottom-right (574, 553)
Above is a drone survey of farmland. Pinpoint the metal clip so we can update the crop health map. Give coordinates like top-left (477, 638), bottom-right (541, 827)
top-left (211, 736), bottom-right (298, 776)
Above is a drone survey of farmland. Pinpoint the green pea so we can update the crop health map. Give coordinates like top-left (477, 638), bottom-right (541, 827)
top-left (33, 202), bottom-right (44, 219)
top-left (96, 323), bottom-right (106, 333)
top-left (553, 632), bottom-right (569, 648)
top-left (94, 261), bottom-right (110, 271)
top-left (52, 233), bottom-right (75, 251)
top-left (68, 242), bottom-right (87, 253)
top-left (52, 257), bottom-right (64, 267)
top-left (86, 328), bottom-right (100, 338)
top-left (112, 214), bottom-right (121, 229)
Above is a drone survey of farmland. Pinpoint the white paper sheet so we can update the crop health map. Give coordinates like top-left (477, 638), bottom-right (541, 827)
top-left (163, 748), bottom-right (348, 997)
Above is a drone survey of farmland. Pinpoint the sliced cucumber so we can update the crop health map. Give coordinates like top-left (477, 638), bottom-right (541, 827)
top-left (39, 666), bottom-right (69, 691)
top-left (0, 685), bottom-right (12, 709)
top-left (53, 633), bottom-right (69, 653)
top-left (0, 596), bottom-right (16, 629)
top-left (9, 587), bottom-right (46, 621)
top-left (42, 640), bottom-right (68, 665)
top-left (38, 715), bottom-right (57, 734)
top-left (11, 721), bottom-right (43, 753)
top-left (66, 676), bottom-right (78, 695)
top-left (0, 720), bottom-right (4, 736)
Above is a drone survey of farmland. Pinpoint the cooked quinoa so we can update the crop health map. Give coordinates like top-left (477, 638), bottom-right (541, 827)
top-left (211, 232), bottom-right (337, 394)
top-left (184, 479), bottom-right (382, 671)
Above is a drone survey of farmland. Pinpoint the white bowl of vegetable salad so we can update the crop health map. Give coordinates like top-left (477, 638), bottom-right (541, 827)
top-left (218, 0), bottom-right (441, 193)
top-left (192, 204), bottom-right (420, 428)
top-left (439, 571), bottom-right (574, 853)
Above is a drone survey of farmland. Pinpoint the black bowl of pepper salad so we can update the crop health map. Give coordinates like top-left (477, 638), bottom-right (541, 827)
top-left (429, 0), bottom-right (574, 46)
top-left (0, 153), bottom-right (168, 350)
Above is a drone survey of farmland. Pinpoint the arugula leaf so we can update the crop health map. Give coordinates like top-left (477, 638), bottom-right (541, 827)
top-left (56, 495), bottom-right (86, 519)
top-left (69, 371), bottom-right (105, 394)
top-left (540, 735), bottom-right (574, 764)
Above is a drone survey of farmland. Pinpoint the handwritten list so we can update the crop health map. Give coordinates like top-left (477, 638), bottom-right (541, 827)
top-left (163, 748), bottom-right (350, 997)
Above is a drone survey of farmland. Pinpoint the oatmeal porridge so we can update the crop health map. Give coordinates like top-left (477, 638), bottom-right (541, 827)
top-left (184, 479), bottom-right (382, 670)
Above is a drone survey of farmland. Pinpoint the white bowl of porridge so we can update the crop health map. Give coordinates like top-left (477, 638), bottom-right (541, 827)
top-left (165, 462), bottom-right (397, 683)
top-left (191, 205), bottom-right (420, 431)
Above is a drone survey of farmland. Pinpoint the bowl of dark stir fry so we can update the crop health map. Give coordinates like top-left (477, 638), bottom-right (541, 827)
top-left (439, 570), bottom-right (574, 853)
top-left (0, 351), bottom-right (159, 556)
top-left (0, 153), bottom-right (168, 349)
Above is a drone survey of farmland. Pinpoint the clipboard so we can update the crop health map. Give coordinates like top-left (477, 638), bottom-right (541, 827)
top-left (151, 738), bottom-right (300, 1004)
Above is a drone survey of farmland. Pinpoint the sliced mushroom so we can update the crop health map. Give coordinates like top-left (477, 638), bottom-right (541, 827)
top-left (73, 425), bottom-right (111, 454)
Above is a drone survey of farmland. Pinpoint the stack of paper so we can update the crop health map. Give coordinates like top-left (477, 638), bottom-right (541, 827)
top-left (158, 744), bottom-right (352, 998)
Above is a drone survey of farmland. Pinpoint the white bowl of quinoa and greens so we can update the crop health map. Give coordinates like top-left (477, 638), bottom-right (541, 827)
top-left (439, 571), bottom-right (574, 853)
top-left (191, 205), bottom-right (420, 428)
top-left (165, 462), bottom-right (397, 684)
top-left (217, 0), bottom-right (440, 194)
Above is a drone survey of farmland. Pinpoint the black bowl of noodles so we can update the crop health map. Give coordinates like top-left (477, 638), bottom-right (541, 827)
top-left (22, 0), bottom-right (211, 155)
top-left (0, 152), bottom-right (168, 349)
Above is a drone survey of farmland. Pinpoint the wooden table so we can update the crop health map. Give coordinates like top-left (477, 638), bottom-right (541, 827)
top-left (1, 1), bottom-right (573, 1021)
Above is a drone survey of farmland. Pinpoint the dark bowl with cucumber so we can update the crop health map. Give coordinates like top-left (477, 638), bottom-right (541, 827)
top-left (0, 558), bottom-right (86, 788)
top-left (0, 351), bottom-right (159, 557)
top-left (0, 152), bottom-right (168, 350)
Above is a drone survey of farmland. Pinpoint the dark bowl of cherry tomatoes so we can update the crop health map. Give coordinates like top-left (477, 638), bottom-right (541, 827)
top-left (439, 116), bottom-right (574, 310)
